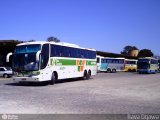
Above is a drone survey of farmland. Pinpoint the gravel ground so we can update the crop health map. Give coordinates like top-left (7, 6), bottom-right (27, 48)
top-left (0, 72), bottom-right (160, 115)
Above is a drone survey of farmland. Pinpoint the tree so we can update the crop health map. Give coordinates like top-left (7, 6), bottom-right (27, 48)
top-left (138, 49), bottom-right (154, 58)
top-left (47, 36), bottom-right (60, 42)
top-left (27, 40), bottom-right (35, 42)
top-left (121, 45), bottom-right (138, 55)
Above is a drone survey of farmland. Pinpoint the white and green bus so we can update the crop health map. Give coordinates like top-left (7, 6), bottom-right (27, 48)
top-left (9, 41), bottom-right (97, 84)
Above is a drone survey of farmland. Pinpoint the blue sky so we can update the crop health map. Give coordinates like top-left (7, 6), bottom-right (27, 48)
top-left (0, 0), bottom-right (160, 55)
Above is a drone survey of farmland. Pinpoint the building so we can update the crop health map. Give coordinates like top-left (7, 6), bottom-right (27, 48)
top-left (0, 40), bottom-right (23, 66)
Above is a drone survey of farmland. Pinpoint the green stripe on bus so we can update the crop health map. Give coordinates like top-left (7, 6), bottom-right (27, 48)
top-left (56, 59), bottom-right (76, 65)
top-left (50, 59), bottom-right (96, 66)
top-left (86, 61), bottom-right (96, 66)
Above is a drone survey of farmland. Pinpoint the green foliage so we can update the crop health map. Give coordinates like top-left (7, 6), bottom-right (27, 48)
top-left (138, 49), bottom-right (153, 57)
top-left (47, 36), bottom-right (60, 42)
top-left (27, 40), bottom-right (35, 42)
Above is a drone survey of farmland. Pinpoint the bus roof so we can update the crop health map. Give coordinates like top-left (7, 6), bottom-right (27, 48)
top-left (16, 41), bottom-right (96, 51)
top-left (102, 57), bottom-right (125, 59)
top-left (96, 55), bottom-right (104, 58)
top-left (125, 59), bottom-right (137, 61)
top-left (138, 57), bottom-right (158, 60)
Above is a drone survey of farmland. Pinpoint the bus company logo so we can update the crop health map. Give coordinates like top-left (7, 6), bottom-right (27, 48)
top-left (76, 60), bottom-right (86, 72)
top-left (2, 114), bottom-right (8, 120)
top-left (76, 60), bottom-right (86, 66)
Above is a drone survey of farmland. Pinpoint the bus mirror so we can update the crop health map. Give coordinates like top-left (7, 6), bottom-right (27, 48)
top-left (6, 52), bottom-right (13, 62)
top-left (36, 51), bottom-right (41, 61)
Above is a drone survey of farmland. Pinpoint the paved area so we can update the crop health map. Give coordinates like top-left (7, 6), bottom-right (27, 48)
top-left (0, 72), bottom-right (160, 114)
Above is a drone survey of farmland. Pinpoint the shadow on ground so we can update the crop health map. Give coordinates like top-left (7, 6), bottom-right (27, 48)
top-left (5, 77), bottom-right (93, 87)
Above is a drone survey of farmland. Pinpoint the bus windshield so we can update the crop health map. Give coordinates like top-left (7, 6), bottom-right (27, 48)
top-left (126, 61), bottom-right (136, 64)
top-left (137, 62), bottom-right (149, 69)
top-left (13, 53), bottom-right (39, 71)
top-left (13, 44), bottom-right (41, 71)
top-left (15, 44), bottom-right (41, 54)
top-left (138, 59), bottom-right (149, 63)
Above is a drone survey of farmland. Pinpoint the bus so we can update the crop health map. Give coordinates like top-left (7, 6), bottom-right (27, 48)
top-left (99, 57), bottom-right (125, 73)
top-left (8, 41), bottom-right (97, 84)
top-left (124, 59), bottom-right (137, 72)
top-left (137, 57), bottom-right (159, 74)
top-left (96, 55), bottom-right (104, 72)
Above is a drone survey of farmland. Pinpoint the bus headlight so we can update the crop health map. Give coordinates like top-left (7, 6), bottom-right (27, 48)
top-left (32, 71), bottom-right (40, 76)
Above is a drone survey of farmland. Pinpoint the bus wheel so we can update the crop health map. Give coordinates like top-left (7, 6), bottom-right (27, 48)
top-left (112, 69), bottom-right (116, 73)
top-left (132, 69), bottom-right (135, 72)
top-left (50, 72), bottom-right (57, 85)
top-left (87, 70), bottom-right (91, 80)
top-left (107, 69), bottom-right (111, 73)
top-left (83, 70), bottom-right (88, 80)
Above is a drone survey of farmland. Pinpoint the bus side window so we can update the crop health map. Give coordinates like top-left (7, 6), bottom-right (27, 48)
top-left (51, 45), bottom-right (56, 57)
top-left (81, 49), bottom-right (84, 58)
top-left (68, 47), bottom-right (71, 57)
top-left (84, 50), bottom-right (87, 59)
top-left (63, 46), bottom-right (67, 57)
top-left (101, 59), bottom-right (104, 63)
top-left (60, 46), bottom-right (64, 57)
top-left (71, 48), bottom-right (74, 57)
top-left (57, 45), bottom-right (63, 57)
top-left (55, 45), bottom-right (60, 57)
top-left (70, 48), bottom-right (74, 58)
top-left (93, 51), bottom-right (96, 59)
top-left (41, 44), bottom-right (49, 69)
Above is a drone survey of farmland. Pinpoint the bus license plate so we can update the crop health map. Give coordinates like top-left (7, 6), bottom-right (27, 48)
top-left (22, 78), bottom-right (26, 81)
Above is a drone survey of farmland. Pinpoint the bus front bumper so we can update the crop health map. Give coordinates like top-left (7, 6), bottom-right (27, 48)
top-left (137, 69), bottom-right (150, 73)
top-left (13, 76), bottom-right (42, 82)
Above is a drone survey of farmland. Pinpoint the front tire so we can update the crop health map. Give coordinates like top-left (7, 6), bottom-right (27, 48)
top-left (50, 72), bottom-right (56, 85)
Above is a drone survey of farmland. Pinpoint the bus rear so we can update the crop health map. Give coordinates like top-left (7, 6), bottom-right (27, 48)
top-left (124, 59), bottom-right (137, 72)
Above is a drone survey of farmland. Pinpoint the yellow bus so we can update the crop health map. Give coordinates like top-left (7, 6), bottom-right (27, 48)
top-left (124, 59), bottom-right (137, 72)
